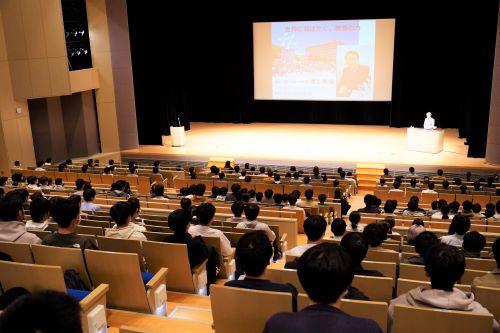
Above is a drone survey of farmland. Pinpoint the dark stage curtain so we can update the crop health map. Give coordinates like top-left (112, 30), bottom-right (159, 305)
top-left (126, 1), bottom-right (498, 157)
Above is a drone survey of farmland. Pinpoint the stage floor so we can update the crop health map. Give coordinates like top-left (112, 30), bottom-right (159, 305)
top-left (121, 123), bottom-right (498, 171)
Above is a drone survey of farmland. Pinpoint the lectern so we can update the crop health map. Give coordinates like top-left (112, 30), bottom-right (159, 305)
top-left (406, 128), bottom-right (444, 153)
top-left (169, 126), bottom-right (185, 147)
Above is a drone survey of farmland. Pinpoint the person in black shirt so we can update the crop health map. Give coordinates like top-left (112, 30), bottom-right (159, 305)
top-left (225, 231), bottom-right (298, 311)
top-left (264, 243), bottom-right (382, 333)
top-left (340, 232), bottom-right (384, 277)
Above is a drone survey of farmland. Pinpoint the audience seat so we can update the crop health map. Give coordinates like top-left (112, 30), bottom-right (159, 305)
top-left (465, 258), bottom-right (496, 272)
top-left (461, 269), bottom-right (489, 285)
top-left (365, 250), bottom-right (400, 263)
top-left (351, 275), bottom-right (393, 302)
top-left (210, 284), bottom-right (293, 333)
top-left (142, 241), bottom-right (207, 294)
top-left (399, 263), bottom-right (429, 281)
top-left (96, 236), bottom-right (146, 271)
top-left (84, 249), bottom-right (168, 314)
top-left (201, 236), bottom-right (235, 279)
top-left (473, 285), bottom-right (500, 322)
top-left (392, 304), bottom-right (494, 333)
top-left (0, 240), bottom-right (34, 263)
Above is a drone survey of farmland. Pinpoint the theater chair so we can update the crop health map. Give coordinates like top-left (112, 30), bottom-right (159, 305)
top-left (96, 236), bottom-right (146, 271)
top-left (0, 241), bottom-right (34, 263)
top-left (399, 263), bottom-right (429, 281)
top-left (473, 285), bottom-right (500, 322)
top-left (201, 236), bottom-right (235, 279)
top-left (210, 284), bottom-right (293, 333)
top-left (351, 275), bottom-right (393, 302)
top-left (0, 260), bottom-right (109, 333)
top-left (392, 304), bottom-right (494, 333)
top-left (142, 241), bottom-right (208, 295)
top-left (84, 250), bottom-right (168, 315)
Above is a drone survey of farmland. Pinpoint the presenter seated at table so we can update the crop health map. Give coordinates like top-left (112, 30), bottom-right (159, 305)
top-left (423, 112), bottom-right (437, 130)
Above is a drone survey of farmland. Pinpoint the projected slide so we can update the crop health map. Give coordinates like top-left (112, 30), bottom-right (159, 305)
top-left (253, 19), bottom-right (395, 101)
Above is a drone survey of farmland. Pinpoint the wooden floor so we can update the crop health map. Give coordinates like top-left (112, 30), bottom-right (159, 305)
top-left (121, 122), bottom-right (499, 171)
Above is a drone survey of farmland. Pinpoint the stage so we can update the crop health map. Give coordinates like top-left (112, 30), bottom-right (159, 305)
top-left (121, 123), bottom-right (498, 171)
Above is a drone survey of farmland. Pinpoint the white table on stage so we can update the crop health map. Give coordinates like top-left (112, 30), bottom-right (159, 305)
top-left (406, 127), bottom-right (444, 153)
top-left (170, 126), bottom-right (185, 147)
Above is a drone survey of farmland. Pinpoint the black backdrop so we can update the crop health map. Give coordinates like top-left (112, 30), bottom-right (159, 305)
top-left (126, 1), bottom-right (498, 157)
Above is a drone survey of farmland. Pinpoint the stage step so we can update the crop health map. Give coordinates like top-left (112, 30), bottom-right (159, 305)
top-left (356, 163), bottom-right (385, 191)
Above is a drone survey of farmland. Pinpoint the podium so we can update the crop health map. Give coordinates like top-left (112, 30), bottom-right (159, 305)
top-left (169, 126), bottom-right (185, 147)
top-left (406, 127), bottom-right (444, 153)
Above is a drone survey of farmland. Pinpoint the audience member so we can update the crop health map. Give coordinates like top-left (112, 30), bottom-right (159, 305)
top-left (80, 188), bottom-right (101, 212)
top-left (331, 218), bottom-right (347, 241)
top-left (441, 215), bottom-right (470, 247)
top-left (407, 219), bottom-right (426, 245)
top-left (0, 195), bottom-right (41, 244)
top-left (402, 196), bottom-right (426, 217)
top-left (346, 211), bottom-right (364, 232)
top-left (237, 203), bottom-right (276, 242)
top-left (25, 197), bottom-right (55, 232)
top-left (264, 243), bottom-right (382, 333)
top-left (287, 215), bottom-right (327, 257)
top-left (403, 231), bottom-right (439, 265)
top-left (226, 201), bottom-right (246, 223)
top-left (472, 238), bottom-right (500, 288)
top-left (462, 231), bottom-right (486, 258)
top-left (340, 232), bottom-right (384, 277)
top-left (105, 201), bottom-right (146, 240)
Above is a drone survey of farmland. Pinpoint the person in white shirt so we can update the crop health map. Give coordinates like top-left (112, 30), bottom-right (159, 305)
top-left (282, 194), bottom-right (306, 220)
top-left (423, 112), bottom-right (437, 130)
top-left (389, 181), bottom-right (404, 193)
top-left (421, 182), bottom-right (437, 194)
top-left (128, 197), bottom-right (146, 231)
top-left (26, 176), bottom-right (40, 190)
top-left (287, 215), bottom-right (327, 257)
top-left (441, 215), bottom-right (470, 247)
top-left (346, 211), bottom-right (365, 233)
top-left (431, 204), bottom-right (454, 220)
top-left (80, 188), bottom-right (101, 212)
top-left (330, 218), bottom-right (346, 241)
top-left (34, 161), bottom-right (46, 171)
top-left (236, 203), bottom-right (275, 242)
top-left (52, 178), bottom-right (65, 191)
top-left (25, 197), bottom-right (55, 232)
top-left (406, 166), bottom-right (417, 178)
top-left (188, 202), bottom-right (232, 257)
top-left (105, 201), bottom-right (146, 241)
top-left (13, 160), bottom-right (22, 170)
top-left (128, 165), bottom-right (139, 177)
top-left (226, 201), bottom-right (246, 223)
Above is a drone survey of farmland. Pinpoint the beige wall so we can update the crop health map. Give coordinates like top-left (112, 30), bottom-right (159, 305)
top-left (0, 8), bottom-right (35, 175)
top-left (486, 4), bottom-right (500, 166)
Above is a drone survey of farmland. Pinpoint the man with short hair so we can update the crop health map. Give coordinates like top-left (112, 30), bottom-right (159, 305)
top-left (389, 244), bottom-right (498, 332)
top-left (402, 231), bottom-right (439, 265)
top-left (287, 215), bottom-right (327, 257)
top-left (80, 188), bottom-right (101, 212)
top-left (226, 201), bottom-right (246, 223)
top-left (189, 203), bottom-right (232, 257)
top-left (264, 243), bottom-right (383, 333)
top-left (225, 231), bottom-right (297, 309)
top-left (441, 215), bottom-right (470, 247)
top-left (421, 182), bottom-right (437, 194)
top-left (462, 231), bottom-right (486, 258)
top-left (261, 189), bottom-right (274, 205)
top-left (0, 195), bottom-right (41, 244)
top-left (105, 201), bottom-right (146, 241)
top-left (472, 238), bottom-right (500, 288)
top-left (237, 203), bottom-right (275, 242)
top-left (282, 194), bottom-right (306, 220)
top-left (330, 218), bottom-right (346, 241)
top-left (25, 197), bottom-right (56, 232)
top-left (340, 232), bottom-right (384, 277)
top-left (42, 198), bottom-right (98, 249)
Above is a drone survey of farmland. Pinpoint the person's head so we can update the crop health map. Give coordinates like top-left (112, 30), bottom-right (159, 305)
top-left (459, 184), bottom-right (467, 194)
top-left (211, 186), bottom-right (220, 197)
top-left (429, 201), bottom-right (438, 211)
top-left (224, 160), bottom-right (231, 169)
top-left (383, 200), bottom-right (397, 214)
top-left (153, 160), bottom-right (160, 168)
top-left (303, 176), bottom-right (310, 185)
top-left (110, 201), bottom-right (132, 227)
top-left (322, 174), bottom-right (328, 182)
top-left (153, 184), bottom-right (165, 197)
top-left (236, 231), bottom-right (273, 277)
top-left (362, 223), bottom-right (386, 247)
top-left (128, 197), bottom-right (141, 219)
top-left (298, 243), bottom-right (353, 304)
top-left (331, 218), bottom-right (347, 237)
top-left (349, 211), bottom-right (361, 226)
top-left (449, 201), bottom-right (460, 214)
top-left (195, 203), bottom-right (216, 225)
top-left (407, 224), bottom-right (426, 243)
top-left (218, 172), bottom-right (225, 180)
top-left (451, 214), bottom-right (471, 235)
top-left (244, 175), bottom-right (251, 183)
top-left (129, 165), bottom-right (137, 174)
top-left (425, 244), bottom-right (465, 291)
top-left (344, 49), bottom-right (360, 69)
top-left (168, 209), bottom-right (190, 234)
top-left (51, 198), bottom-right (80, 229)
top-left (461, 200), bottom-right (473, 212)
top-left (471, 203), bottom-right (482, 214)
top-left (303, 215), bottom-right (327, 242)
top-left (29, 197), bottom-right (50, 223)
top-left (466, 171), bottom-right (472, 180)
top-left (255, 191), bottom-right (263, 202)
top-left (313, 166), bottom-right (319, 176)
top-left (384, 217), bottom-right (396, 233)
top-left (414, 231), bottom-right (439, 258)
top-left (0, 290), bottom-right (83, 333)
top-left (440, 204), bottom-right (451, 219)
top-left (333, 179), bottom-right (340, 187)
top-left (274, 174), bottom-right (281, 182)
top-left (26, 176), bottom-right (37, 185)
top-left (180, 197), bottom-right (191, 212)
top-left (285, 171), bottom-right (291, 178)
top-left (0, 195), bottom-right (24, 222)
top-left (264, 189), bottom-right (273, 199)
top-left (382, 168), bottom-right (389, 176)
top-left (244, 162), bottom-right (250, 170)
top-left (302, 189), bottom-right (313, 200)
top-left (318, 193), bottom-right (327, 204)
top-left (463, 231), bottom-right (486, 253)
top-left (496, 200), bottom-right (500, 214)
top-left (427, 182), bottom-right (435, 190)
top-left (36, 160), bottom-right (44, 168)
top-left (340, 232), bottom-right (369, 265)
top-left (234, 165), bottom-right (240, 173)
top-left (250, 166), bottom-right (256, 172)
top-left (272, 193), bottom-right (283, 205)
top-left (363, 194), bottom-right (375, 207)
top-left (393, 181), bottom-right (401, 190)
top-left (107, 159), bottom-right (114, 166)
top-left (288, 194), bottom-right (298, 206)
top-left (244, 203), bottom-right (260, 221)
top-left (231, 201), bottom-right (245, 218)
top-left (152, 167), bottom-right (160, 174)
top-left (473, 181), bottom-right (481, 191)
top-left (230, 183), bottom-right (241, 195)
top-left (407, 196), bottom-right (420, 211)
top-left (14, 160), bottom-right (20, 167)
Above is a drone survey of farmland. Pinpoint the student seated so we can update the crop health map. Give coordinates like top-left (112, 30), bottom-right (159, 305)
top-left (383, 200), bottom-right (398, 215)
top-left (357, 194), bottom-right (381, 214)
top-left (151, 184), bottom-right (167, 200)
top-left (0, 194), bottom-right (41, 244)
top-left (264, 243), bottom-right (383, 333)
top-left (402, 196), bottom-right (426, 217)
top-left (80, 188), bottom-right (101, 212)
top-left (225, 231), bottom-right (298, 310)
top-left (0, 290), bottom-right (83, 333)
top-left (25, 197), bottom-right (56, 232)
top-left (472, 238), bottom-right (500, 288)
top-left (462, 231), bottom-right (486, 258)
top-left (402, 231), bottom-right (439, 265)
top-left (108, 180), bottom-right (130, 198)
top-left (34, 161), bottom-right (46, 171)
top-left (421, 182), bottom-right (437, 194)
top-left (226, 201), bottom-right (246, 223)
top-left (346, 211), bottom-right (365, 232)
top-left (127, 197), bottom-right (146, 231)
top-left (362, 223), bottom-right (396, 253)
top-left (188, 203), bottom-right (232, 257)
top-left (261, 189), bottom-right (274, 205)
top-left (441, 215), bottom-right (470, 247)
top-left (53, 178), bottom-right (65, 191)
top-left (42, 198), bottom-right (98, 250)
top-left (472, 203), bottom-right (485, 219)
top-left (330, 218), bottom-right (346, 241)
top-left (389, 244), bottom-right (499, 332)
top-left (105, 201), bottom-right (146, 241)
top-left (237, 203), bottom-right (275, 242)
top-left (340, 232), bottom-right (384, 277)
top-left (287, 215), bottom-right (327, 258)
top-left (282, 194), bottom-right (306, 220)
top-left (192, 184), bottom-right (207, 202)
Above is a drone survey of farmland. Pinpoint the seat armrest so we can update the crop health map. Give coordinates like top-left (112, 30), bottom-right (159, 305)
top-left (146, 267), bottom-right (168, 290)
top-left (79, 283), bottom-right (109, 312)
top-left (280, 233), bottom-right (287, 243)
top-left (192, 259), bottom-right (208, 276)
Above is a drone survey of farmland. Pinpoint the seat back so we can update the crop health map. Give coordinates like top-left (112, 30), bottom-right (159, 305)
top-left (210, 284), bottom-right (292, 333)
top-left (142, 241), bottom-right (197, 293)
top-left (465, 258), bottom-right (496, 271)
top-left (0, 241), bottom-right (34, 263)
top-left (76, 225), bottom-right (104, 236)
top-left (0, 260), bottom-right (66, 292)
top-left (264, 267), bottom-right (305, 293)
top-left (351, 275), bottom-right (393, 302)
top-left (392, 304), bottom-right (494, 333)
top-left (96, 236), bottom-right (145, 271)
top-left (399, 263), bottom-right (428, 281)
top-left (460, 269), bottom-right (488, 284)
top-left (365, 250), bottom-right (399, 263)
top-left (84, 249), bottom-right (150, 313)
top-left (473, 285), bottom-right (500, 321)
top-left (341, 299), bottom-right (388, 332)
top-left (31, 244), bottom-right (92, 288)
top-left (362, 261), bottom-right (397, 281)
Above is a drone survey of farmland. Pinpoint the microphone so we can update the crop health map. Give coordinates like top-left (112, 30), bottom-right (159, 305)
top-left (177, 117), bottom-right (181, 127)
